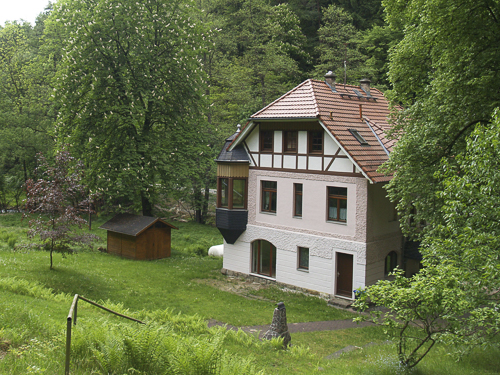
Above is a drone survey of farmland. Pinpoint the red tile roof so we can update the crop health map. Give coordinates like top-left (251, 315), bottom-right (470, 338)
top-left (250, 79), bottom-right (395, 183)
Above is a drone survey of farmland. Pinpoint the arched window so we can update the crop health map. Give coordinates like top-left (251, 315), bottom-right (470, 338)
top-left (252, 240), bottom-right (276, 278)
top-left (385, 251), bottom-right (398, 276)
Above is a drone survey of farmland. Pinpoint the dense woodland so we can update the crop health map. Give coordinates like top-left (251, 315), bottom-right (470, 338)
top-left (0, 0), bottom-right (399, 221)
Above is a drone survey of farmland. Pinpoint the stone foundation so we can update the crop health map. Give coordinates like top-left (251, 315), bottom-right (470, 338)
top-left (220, 268), bottom-right (333, 300)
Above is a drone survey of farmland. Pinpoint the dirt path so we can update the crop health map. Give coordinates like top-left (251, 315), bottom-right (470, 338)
top-left (207, 319), bottom-right (374, 338)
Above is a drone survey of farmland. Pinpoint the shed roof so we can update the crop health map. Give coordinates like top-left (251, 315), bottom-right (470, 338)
top-left (229, 79), bottom-right (397, 183)
top-left (99, 214), bottom-right (178, 237)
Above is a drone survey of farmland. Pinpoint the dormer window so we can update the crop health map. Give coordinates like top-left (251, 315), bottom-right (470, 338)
top-left (308, 131), bottom-right (323, 154)
top-left (349, 129), bottom-right (369, 145)
top-left (284, 131), bottom-right (298, 152)
top-left (260, 130), bottom-right (273, 152)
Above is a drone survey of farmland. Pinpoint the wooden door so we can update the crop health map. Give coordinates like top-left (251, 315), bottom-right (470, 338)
top-left (336, 253), bottom-right (353, 298)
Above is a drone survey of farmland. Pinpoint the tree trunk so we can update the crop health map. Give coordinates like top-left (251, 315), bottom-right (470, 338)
top-left (141, 194), bottom-right (153, 216)
top-left (50, 239), bottom-right (54, 269)
top-left (23, 160), bottom-right (28, 190)
top-left (201, 185), bottom-right (210, 224)
top-left (194, 187), bottom-right (202, 224)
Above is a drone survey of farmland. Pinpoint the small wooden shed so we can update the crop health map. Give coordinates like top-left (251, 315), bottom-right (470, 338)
top-left (99, 214), bottom-right (178, 260)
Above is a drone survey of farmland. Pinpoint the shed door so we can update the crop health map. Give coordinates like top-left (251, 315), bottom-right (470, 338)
top-left (336, 252), bottom-right (353, 298)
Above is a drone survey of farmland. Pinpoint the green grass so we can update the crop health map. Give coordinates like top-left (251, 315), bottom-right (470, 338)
top-left (0, 213), bottom-right (352, 326)
top-left (1, 213), bottom-right (500, 374)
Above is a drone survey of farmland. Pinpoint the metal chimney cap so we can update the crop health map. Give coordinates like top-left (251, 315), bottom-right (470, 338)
top-left (325, 71), bottom-right (337, 79)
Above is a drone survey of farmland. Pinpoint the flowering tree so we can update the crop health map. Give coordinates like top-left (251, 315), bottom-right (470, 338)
top-left (45, 0), bottom-right (211, 215)
top-left (24, 149), bottom-right (98, 269)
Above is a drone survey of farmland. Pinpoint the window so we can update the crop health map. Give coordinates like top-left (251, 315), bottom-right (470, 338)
top-left (260, 130), bottom-right (273, 152)
top-left (217, 177), bottom-right (247, 209)
top-left (298, 247), bottom-right (309, 270)
top-left (385, 251), bottom-right (398, 276)
top-left (348, 128), bottom-right (369, 145)
top-left (308, 130), bottom-right (323, 154)
top-left (327, 186), bottom-right (347, 222)
top-left (261, 181), bottom-right (277, 213)
top-left (284, 131), bottom-right (298, 152)
top-left (294, 183), bottom-right (302, 217)
top-left (252, 240), bottom-right (276, 278)
top-left (232, 179), bottom-right (246, 208)
top-left (219, 178), bottom-right (229, 208)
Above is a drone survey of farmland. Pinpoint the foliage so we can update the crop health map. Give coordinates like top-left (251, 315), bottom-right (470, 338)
top-left (424, 111), bottom-right (500, 290)
top-left (363, 0), bottom-right (500, 366)
top-left (46, 0), bottom-right (211, 216)
top-left (313, 4), bottom-right (369, 83)
top-left (382, 0), bottom-right (500, 236)
top-left (353, 266), bottom-right (499, 368)
top-left (205, 0), bottom-right (309, 135)
top-left (0, 22), bottom-right (54, 194)
top-left (356, 25), bottom-right (403, 90)
top-left (24, 149), bottom-right (98, 268)
top-left (0, 0), bottom-right (400, 222)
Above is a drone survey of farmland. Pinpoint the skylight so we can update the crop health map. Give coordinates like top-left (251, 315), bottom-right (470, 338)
top-left (348, 129), bottom-right (369, 145)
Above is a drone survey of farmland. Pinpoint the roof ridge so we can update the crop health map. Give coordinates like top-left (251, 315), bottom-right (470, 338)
top-left (363, 117), bottom-right (390, 156)
top-left (310, 78), bottom-right (385, 96)
top-left (251, 79), bottom-right (313, 118)
top-left (310, 80), bottom-right (320, 116)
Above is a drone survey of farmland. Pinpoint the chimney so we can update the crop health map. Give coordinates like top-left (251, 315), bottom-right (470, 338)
top-left (325, 71), bottom-right (336, 91)
top-left (360, 78), bottom-right (371, 96)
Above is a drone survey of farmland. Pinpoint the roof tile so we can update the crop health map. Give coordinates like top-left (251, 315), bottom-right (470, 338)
top-left (251, 79), bottom-right (395, 182)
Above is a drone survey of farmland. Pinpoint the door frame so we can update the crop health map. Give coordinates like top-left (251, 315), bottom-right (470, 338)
top-left (335, 252), bottom-right (354, 298)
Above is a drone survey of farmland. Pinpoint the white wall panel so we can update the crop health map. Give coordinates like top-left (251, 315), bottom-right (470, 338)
top-left (277, 250), bottom-right (333, 294)
top-left (329, 158), bottom-right (353, 173)
top-left (283, 155), bottom-right (296, 169)
top-left (273, 154), bottom-right (282, 169)
top-left (365, 259), bottom-right (384, 286)
top-left (308, 156), bottom-right (322, 171)
top-left (298, 131), bottom-right (307, 154)
top-left (324, 134), bottom-right (339, 155)
top-left (297, 156), bottom-right (307, 170)
top-left (274, 131), bottom-right (283, 153)
top-left (260, 154), bottom-right (273, 168)
top-left (222, 240), bottom-right (250, 274)
top-left (246, 126), bottom-right (260, 152)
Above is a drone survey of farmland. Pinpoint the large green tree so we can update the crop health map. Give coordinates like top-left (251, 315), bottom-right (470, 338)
top-left (0, 21), bottom-right (54, 202)
top-left (383, 0), bottom-right (500, 239)
top-left (205, 0), bottom-right (308, 135)
top-left (313, 4), bottom-right (369, 82)
top-left (356, 0), bottom-right (500, 365)
top-left (48, 0), bottom-right (210, 216)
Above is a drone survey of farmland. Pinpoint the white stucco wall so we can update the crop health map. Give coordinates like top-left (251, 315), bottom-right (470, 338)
top-left (222, 224), bottom-right (367, 297)
top-left (248, 170), bottom-right (368, 242)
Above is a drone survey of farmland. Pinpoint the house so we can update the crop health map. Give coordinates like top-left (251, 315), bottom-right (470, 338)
top-left (100, 214), bottom-right (178, 260)
top-left (215, 72), bottom-right (403, 299)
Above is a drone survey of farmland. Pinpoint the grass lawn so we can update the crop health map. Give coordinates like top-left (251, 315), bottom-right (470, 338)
top-left (1, 213), bottom-right (499, 374)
